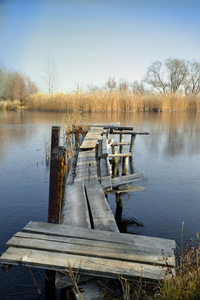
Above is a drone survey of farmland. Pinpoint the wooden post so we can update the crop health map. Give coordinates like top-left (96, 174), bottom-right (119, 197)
top-left (48, 126), bottom-right (61, 224)
top-left (129, 133), bottom-right (136, 152)
top-left (116, 193), bottom-right (123, 208)
top-left (129, 156), bottom-right (134, 174)
top-left (119, 133), bottom-right (124, 153)
top-left (112, 145), bottom-right (118, 177)
top-left (122, 156), bottom-right (128, 176)
top-left (46, 127), bottom-right (62, 291)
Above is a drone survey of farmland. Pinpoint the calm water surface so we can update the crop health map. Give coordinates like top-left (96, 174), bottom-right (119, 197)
top-left (0, 110), bottom-right (200, 299)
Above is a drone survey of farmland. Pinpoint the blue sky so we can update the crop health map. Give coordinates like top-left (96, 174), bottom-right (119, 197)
top-left (0, 0), bottom-right (200, 92)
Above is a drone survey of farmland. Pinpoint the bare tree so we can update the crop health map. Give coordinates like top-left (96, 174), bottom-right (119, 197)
top-left (184, 60), bottom-right (200, 95)
top-left (26, 76), bottom-right (38, 95)
top-left (43, 55), bottom-right (58, 94)
top-left (104, 76), bottom-right (117, 91)
top-left (119, 78), bottom-right (129, 92)
top-left (165, 58), bottom-right (188, 94)
top-left (130, 80), bottom-right (146, 94)
top-left (144, 61), bottom-right (167, 94)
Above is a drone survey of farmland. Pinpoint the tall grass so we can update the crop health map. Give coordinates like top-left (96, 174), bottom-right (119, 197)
top-left (25, 91), bottom-right (200, 112)
top-left (0, 100), bottom-right (20, 110)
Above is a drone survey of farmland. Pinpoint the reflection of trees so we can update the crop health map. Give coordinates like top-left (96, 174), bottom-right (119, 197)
top-left (1, 111), bottom-right (199, 162)
top-left (140, 112), bottom-right (200, 156)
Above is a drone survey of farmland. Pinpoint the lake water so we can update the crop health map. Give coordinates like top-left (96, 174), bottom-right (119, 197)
top-left (0, 110), bottom-right (200, 299)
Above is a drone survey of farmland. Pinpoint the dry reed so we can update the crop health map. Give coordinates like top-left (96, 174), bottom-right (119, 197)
top-left (25, 91), bottom-right (200, 113)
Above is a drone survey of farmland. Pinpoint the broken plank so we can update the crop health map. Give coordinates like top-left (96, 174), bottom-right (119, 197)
top-left (112, 172), bottom-right (145, 188)
top-left (85, 182), bottom-right (119, 232)
top-left (109, 152), bottom-right (132, 158)
top-left (110, 131), bottom-right (149, 135)
top-left (112, 142), bottom-right (130, 146)
top-left (61, 182), bottom-right (91, 228)
top-left (104, 185), bottom-right (146, 193)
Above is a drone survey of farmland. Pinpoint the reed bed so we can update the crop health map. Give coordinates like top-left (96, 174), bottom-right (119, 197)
top-left (25, 91), bottom-right (200, 112)
top-left (0, 100), bottom-right (20, 111)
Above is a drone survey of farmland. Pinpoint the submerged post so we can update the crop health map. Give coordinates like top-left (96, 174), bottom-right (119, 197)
top-left (48, 126), bottom-right (61, 224)
top-left (122, 156), bottom-right (128, 175)
top-left (129, 133), bottom-right (136, 152)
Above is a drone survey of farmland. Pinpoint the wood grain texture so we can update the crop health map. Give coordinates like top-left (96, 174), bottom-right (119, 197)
top-left (80, 127), bottom-right (103, 150)
top-left (62, 182), bottom-right (90, 228)
top-left (111, 172), bottom-right (145, 187)
top-left (23, 222), bottom-right (176, 254)
top-left (85, 182), bottom-right (119, 232)
top-left (7, 232), bottom-right (175, 266)
top-left (0, 247), bottom-right (174, 280)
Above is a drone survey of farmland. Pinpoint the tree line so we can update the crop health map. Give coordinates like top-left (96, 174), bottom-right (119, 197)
top-left (89, 58), bottom-right (200, 96)
top-left (0, 63), bottom-right (38, 105)
top-left (1, 58), bottom-right (200, 104)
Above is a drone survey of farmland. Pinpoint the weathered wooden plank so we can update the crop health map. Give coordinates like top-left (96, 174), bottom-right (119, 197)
top-left (100, 157), bottom-right (112, 177)
top-left (109, 152), bottom-right (132, 158)
top-left (61, 182), bottom-right (90, 228)
top-left (0, 247), bottom-right (174, 280)
top-left (86, 123), bottom-right (121, 130)
top-left (13, 232), bottom-right (173, 258)
top-left (109, 131), bottom-right (149, 135)
top-left (111, 172), bottom-right (145, 188)
top-left (23, 222), bottom-right (176, 252)
top-left (104, 185), bottom-right (146, 193)
top-left (80, 127), bottom-right (103, 150)
top-left (100, 176), bottom-right (112, 192)
top-left (7, 233), bottom-right (175, 266)
top-left (75, 150), bottom-right (97, 183)
top-left (112, 142), bottom-right (130, 146)
top-left (85, 182), bottom-right (119, 232)
top-left (98, 139), bottom-right (102, 158)
top-left (101, 135), bottom-right (109, 158)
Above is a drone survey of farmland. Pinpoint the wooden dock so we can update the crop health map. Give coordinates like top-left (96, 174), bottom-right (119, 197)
top-left (0, 123), bottom-right (176, 296)
top-left (0, 221), bottom-right (175, 280)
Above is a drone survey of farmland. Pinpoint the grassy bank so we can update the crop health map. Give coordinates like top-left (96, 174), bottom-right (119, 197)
top-left (25, 91), bottom-right (200, 112)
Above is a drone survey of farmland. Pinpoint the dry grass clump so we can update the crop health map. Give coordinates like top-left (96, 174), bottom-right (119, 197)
top-left (25, 91), bottom-right (200, 112)
top-left (117, 233), bottom-right (200, 300)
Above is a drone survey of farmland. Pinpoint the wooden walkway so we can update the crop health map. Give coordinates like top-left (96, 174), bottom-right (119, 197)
top-left (0, 123), bottom-right (176, 294)
top-left (1, 221), bottom-right (175, 280)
